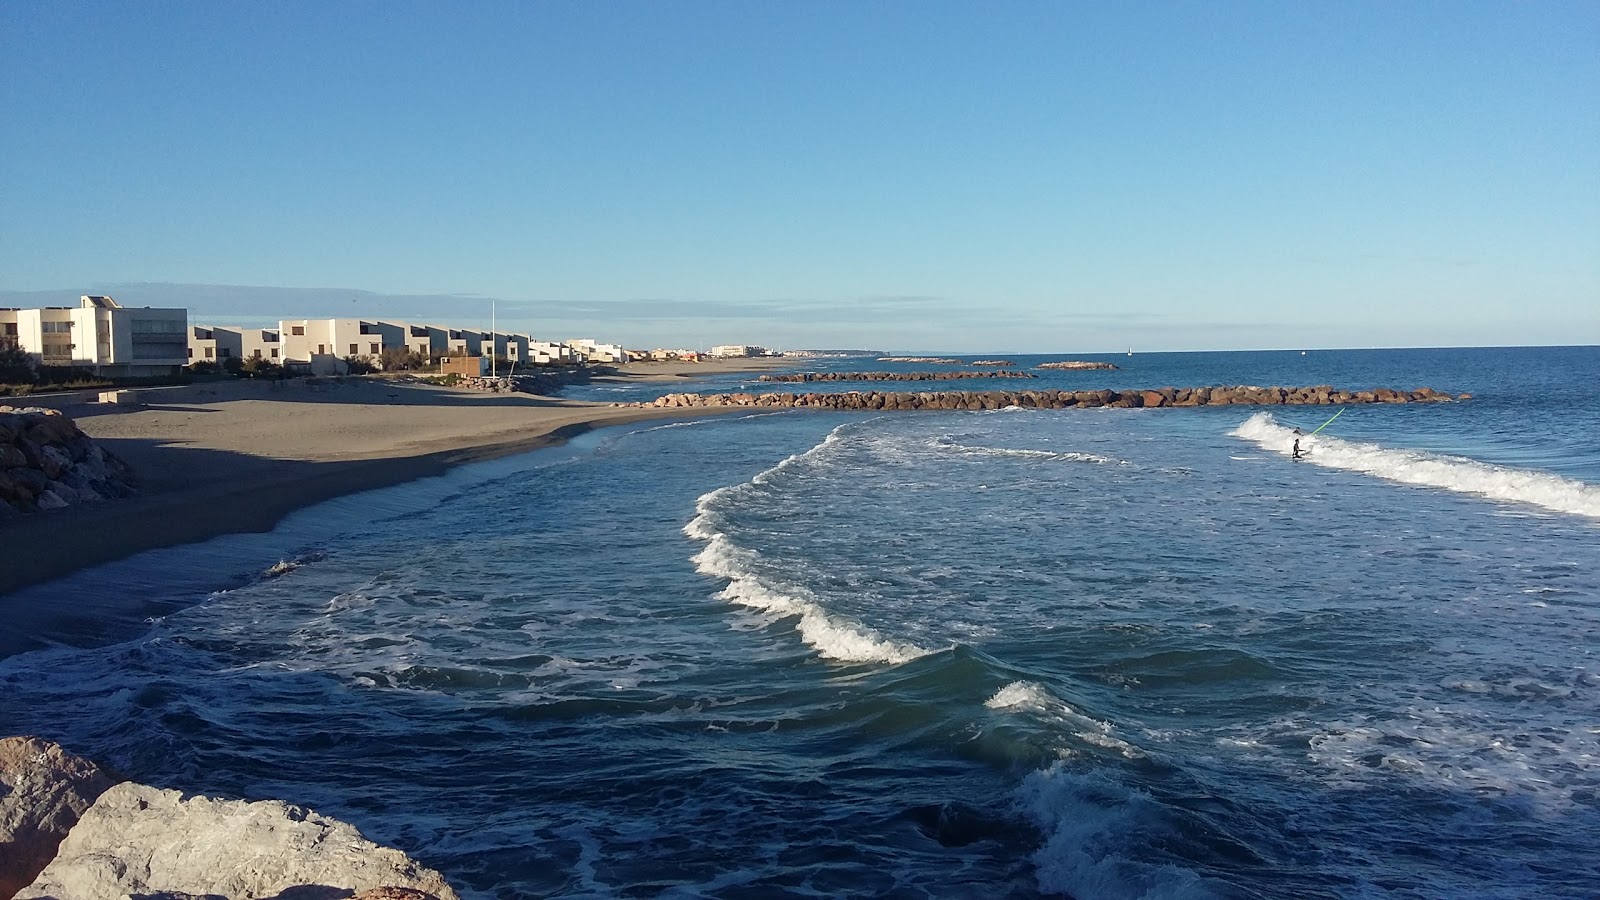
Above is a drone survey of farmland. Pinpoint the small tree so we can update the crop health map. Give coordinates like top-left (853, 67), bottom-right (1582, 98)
top-left (222, 355), bottom-right (244, 376)
top-left (240, 355), bottom-right (282, 378)
top-left (188, 359), bottom-right (220, 376)
top-left (0, 343), bottom-right (36, 384)
top-left (343, 355), bottom-right (378, 375)
top-left (379, 346), bottom-right (425, 371)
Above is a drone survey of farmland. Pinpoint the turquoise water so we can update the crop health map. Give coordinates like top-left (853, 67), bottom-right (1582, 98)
top-left (3, 346), bottom-right (1598, 898)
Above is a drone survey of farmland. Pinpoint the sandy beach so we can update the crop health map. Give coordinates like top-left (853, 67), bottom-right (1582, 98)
top-left (0, 357), bottom-right (791, 611)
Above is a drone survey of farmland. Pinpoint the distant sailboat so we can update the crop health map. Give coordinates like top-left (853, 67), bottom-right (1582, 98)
top-left (1127, 347), bottom-right (1134, 357)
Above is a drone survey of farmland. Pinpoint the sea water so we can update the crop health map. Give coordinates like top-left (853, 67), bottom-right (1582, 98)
top-left (2, 346), bottom-right (1597, 898)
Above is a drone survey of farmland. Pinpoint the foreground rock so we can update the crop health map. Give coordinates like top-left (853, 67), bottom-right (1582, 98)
top-left (0, 737), bottom-right (122, 899)
top-left (758, 370), bottom-right (1036, 383)
top-left (1037, 360), bottom-right (1118, 370)
top-left (0, 407), bottom-right (136, 518)
top-left (640, 385), bottom-right (1466, 411)
top-left (17, 783), bottom-right (459, 900)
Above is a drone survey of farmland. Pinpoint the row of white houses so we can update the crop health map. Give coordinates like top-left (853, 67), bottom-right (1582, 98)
top-left (190, 318), bottom-right (627, 374)
top-left (1, 295), bottom-right (632, 377)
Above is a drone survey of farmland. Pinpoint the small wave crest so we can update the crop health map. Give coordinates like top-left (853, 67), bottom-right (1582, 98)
top-left (987, 681), bottom-right (1142, 758)
top-left (1231, 412), bottom-right (1600, 519)
top-left (685, 425), bottom-right (929, 665)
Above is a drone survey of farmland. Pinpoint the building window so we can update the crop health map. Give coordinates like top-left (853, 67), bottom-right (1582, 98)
top-left (317, 344), bottom-right (326, 354)
top-left (188, 348), bottom-right (194, 358)
top-left (205, 347), bottom-right (214, 358)
top-left (271, 348), bottom-right (279, 358)
top-left (41, 321), bottom-right (73, 333)
top-left (253, 349), bottom-right (262, 359)
top-left (369, 342), bottom-right (379, 354)
top-left (292, 326), bottom-right (306, 336)
top-left (349, 343), bottom-right (358, 355)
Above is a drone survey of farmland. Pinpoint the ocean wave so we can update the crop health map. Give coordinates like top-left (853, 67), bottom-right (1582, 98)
top-left (987, 681), bottom-right (1142, 758)
top-left (685, 425), bottom-right (930, 665)
top-left (1231, 412), bottom-right (1600, 519)
top-left (1016, 766), bottom-right (1217, 899)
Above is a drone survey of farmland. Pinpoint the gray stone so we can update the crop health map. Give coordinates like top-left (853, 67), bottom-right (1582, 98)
top-left (17, 783), bottom-right (460, 900)
top-left (0, 736), bottom-right (123, 900)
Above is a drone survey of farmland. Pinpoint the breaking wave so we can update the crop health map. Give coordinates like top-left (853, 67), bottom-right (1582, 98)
top-left (1231, 412), bottom-right (1600, 519)
top-left (685, 425), bottom-right (930, 665)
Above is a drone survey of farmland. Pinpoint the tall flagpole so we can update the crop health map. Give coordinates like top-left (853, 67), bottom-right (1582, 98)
top-left (491, 300), bottom-right (497, 377)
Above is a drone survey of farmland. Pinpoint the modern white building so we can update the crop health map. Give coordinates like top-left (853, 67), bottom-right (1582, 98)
top-left (0, 295), bottom-right (188, 377)
top-left (279, 318), bottom-right (406, 374)
top-left (566, 338), bottom-right (627, 363)
top-left (189, 325), bottom-right (282, 365)
top-left (710, 344), bottom-right (769, 358)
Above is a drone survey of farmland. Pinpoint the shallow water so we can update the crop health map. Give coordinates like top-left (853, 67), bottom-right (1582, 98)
top-left (3, 346), bottom-right (1597, 898)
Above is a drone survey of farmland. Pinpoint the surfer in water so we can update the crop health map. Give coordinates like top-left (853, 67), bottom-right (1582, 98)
top-left (1292, 428), bottom-right (1306, 460)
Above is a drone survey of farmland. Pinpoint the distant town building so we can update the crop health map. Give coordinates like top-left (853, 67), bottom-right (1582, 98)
top-left (709, 345), bottom-right (768, 358)
top-left (189, 325), bottom-right (281, 365)
top-left (0, 295), bottom-right (187, 376)
top-left (566, 339), bottom-right (627, 363)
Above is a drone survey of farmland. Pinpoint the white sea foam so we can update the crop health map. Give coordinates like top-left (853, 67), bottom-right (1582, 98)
top-left (1017, 766), bottom-right (1216, 899)
top-left (935, 441), bottom-right (1121, 465)
top-left (1231, 411), bottom-right (1600, 519)
top-left (685, 425), bottom-right (930, 665)
top-left (987, 682), bottom-right (1142, 758)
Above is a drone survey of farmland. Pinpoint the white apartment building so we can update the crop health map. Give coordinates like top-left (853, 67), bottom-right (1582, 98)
top-left (279, 319), bottom-right (405, 374)
top-left (529, 341), bottom-right (575, 365)
top-left (0, 295), bottom-right (187, 377)
top-left (189, 326), bottom-right (282, 365)
top-left (710, 345), bottom-right (769, 358)
top-left (566, 338), bottom-right (627, 363)
top-left (402, 324), bottom-right (447, 360)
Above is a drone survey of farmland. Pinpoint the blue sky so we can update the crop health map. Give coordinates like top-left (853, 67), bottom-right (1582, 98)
top-left (3, 2), bottom-right (1596, 352)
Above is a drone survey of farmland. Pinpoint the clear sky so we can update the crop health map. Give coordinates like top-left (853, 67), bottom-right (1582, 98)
top-left (3, 1), bottom-right (1596, 352)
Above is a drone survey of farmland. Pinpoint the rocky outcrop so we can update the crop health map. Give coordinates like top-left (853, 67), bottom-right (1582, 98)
top-left (758, 371), bottom-right (1037, 383)
top-left (1037, 360), bottom-right (1118, 370)
top-left (638, 385), bottom-right (1467, 411)
top-left (455, 366), bottom-right (600, 395)
top-left (16, 782), bottom-right (459, 900)
top-left (969, 360), bottom-right (1016, 367)
top-left (876, 357), bottom-right (962, 364)
top-left (0, 407), bottom-right (135, 519)
top-left (0, 737), bottom-right (123, 899)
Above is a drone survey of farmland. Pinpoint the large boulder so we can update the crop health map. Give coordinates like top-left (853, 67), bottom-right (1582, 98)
top-left (16, 783), bottom-right (459, 900)
top-left (0, 736), bottom-right (123, 899)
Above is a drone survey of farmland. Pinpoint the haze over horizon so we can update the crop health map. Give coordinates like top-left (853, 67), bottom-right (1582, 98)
top-left (3, 3), bottom-right (1596, 353)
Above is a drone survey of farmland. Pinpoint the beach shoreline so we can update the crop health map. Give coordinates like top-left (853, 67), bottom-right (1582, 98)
top-left (0, 359), bottom-right (791, 654)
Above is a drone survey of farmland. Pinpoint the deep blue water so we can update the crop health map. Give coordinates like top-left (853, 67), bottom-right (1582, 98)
top-left (3, 346), bottom-right (1598, 898)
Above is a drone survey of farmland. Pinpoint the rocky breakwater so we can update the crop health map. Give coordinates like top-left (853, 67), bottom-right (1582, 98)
top-left (1, 736), bottom-right (459, 900)
top-left (759, 370), bottom-right (1037, 383)
top-left (0, 407), bottom-right (135, 520)
top-left (969, 360), bottom-right (1016, 367)
top-left (1038, 360), bottom-right (1118, 370)
top-left (457, 365), bottom-right (601, 395)
top-left (641, 384), bottom-right (1467, 411)
top-left (877, 357), bottom-right (962, 364)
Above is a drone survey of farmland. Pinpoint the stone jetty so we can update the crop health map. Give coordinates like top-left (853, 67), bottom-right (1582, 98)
top-left (758, 370), bottom-right (1037, 383)
top-left (970, 359), bottom-right (1016, 367)
top-left (0, 406), bottom-right (136, 519)
top-left (1038, 360), bottom-right (1118, 370)
top-left (640, 385), bottom-right (1467, 411)
top-left (877, 356), bottom-right (962, 364)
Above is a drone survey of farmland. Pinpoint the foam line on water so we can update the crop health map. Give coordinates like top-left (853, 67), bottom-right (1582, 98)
top-left (1231, 411), bottom-right (1600, 519)
top-left (685, 424), bottom-right (930, 665)
top-left (934, 441), bottom-right (1122, 465)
